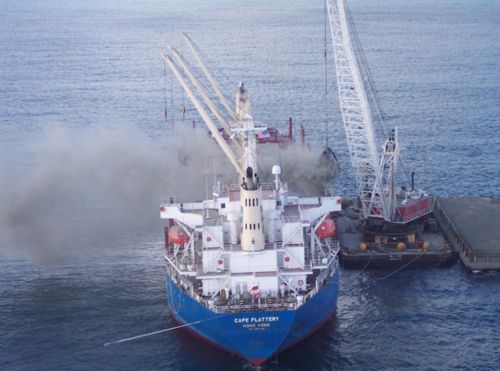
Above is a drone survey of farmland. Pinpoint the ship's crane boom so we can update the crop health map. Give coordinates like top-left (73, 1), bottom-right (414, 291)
top-left (162, 34), bottom-right (267, 180)
top-left (161, 53), bottom-right (244, 178)
top-left (168, 46), bottom-right (244, 151)
top-left (181, 33), bottom-right (238, 123)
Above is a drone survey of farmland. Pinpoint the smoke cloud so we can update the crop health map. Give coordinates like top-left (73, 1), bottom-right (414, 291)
top-left (0, 125), bottom-right (335, 264)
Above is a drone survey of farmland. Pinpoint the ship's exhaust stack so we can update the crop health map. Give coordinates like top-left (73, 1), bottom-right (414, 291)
top-left (240, 166), bottom-right (265, 252)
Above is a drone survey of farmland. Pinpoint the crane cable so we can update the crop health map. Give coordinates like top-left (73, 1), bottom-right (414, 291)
top-left (344, 3), bottom-right (387, 140)
top-left (344, 2), bottom-right (412, 183)
top-left (163, 58), bottom-right (168, 123)
top-left (324, 0), bottom-right (329, 148)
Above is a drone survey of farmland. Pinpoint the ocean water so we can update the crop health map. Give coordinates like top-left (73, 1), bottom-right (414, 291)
top-left (0, 0), bottom-right (499, 370)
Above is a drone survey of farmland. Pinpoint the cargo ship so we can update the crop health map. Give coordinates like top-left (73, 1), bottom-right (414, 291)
top-left (159, 50), bottom-right (342, 364)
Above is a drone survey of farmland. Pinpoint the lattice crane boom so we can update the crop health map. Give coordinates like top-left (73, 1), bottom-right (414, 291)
top-left (326, 0), bottom-right (392, 221)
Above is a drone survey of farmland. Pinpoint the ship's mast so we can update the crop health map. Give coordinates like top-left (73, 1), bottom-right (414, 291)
top-left (231, 84), bottom-right (266, 252)
top-left (233, 83), bottom-right (260, 172)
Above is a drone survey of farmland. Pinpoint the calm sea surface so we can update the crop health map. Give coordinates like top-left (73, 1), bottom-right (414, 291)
top-left (0, 0), bottom-right (499, 370)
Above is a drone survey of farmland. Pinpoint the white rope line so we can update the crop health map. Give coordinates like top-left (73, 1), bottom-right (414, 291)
top-left (104, 315), bottom-right (225, 347)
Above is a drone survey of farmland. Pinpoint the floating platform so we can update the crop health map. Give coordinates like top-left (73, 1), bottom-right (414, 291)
top-left (433, 197), bottom-right (500, 271)
top-left (337, 208), bottom-right (455, 269)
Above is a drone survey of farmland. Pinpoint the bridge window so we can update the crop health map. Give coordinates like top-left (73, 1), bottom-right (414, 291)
top-left (258, 222), bottom-right (260, 229)
top-left (245, 223), bottom-right (247, 230)
top-left (256, 199), bottom-right (258, 206)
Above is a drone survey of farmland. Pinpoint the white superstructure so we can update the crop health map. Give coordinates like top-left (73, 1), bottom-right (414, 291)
top-left (160, 172), bottom-right (341, 308)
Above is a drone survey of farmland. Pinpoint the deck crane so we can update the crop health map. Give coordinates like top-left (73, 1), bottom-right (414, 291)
top-left (326, 0), bottom-right (432, 235)
top-left (162, 51), bottom-right (245, 178)
top-left (162, 33), bottom-right (339, 187)
top-left (161, 34), bottom-right (271, 178)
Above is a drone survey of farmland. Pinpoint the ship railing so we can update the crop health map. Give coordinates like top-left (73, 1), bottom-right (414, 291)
top-left (203, 218), bottom-right (221, 227)
top-left (298, 197), bottom-right (323, 207)
top-left (282, 215), bottom-right (302, 223)
top-left (311, 251), bottom-right (328, 267)
top-left (177, 285), bottom-right (301, 312)
top-left (171, 255), bottom-right (340, 313)
top-left (301, 285), bottom-right (318, 304)
top-left (264, 241), bottom-right (281, 250)
top-left (177, 275), bottom-right (339, 313)
top-left (465, 251), bottom-right (500, 270)
top-left (433, 197), bottom-right (500, 269)
top-left (302, 250), bottom-right (339, 305)
top-left (231, 182), bottom-right (284, 192)
top-left (207, 297), bottom-right (300, 313)
top-left (229, 183), bottom-right (274, 192)
top-left (213, 183), bottom-right (230, 197)
top-left (310, 241), bottom-right (339, 266)
top-left (393, 197), bottom-right (433, 223)
top-left (178, 201), bottom-right (205, 211)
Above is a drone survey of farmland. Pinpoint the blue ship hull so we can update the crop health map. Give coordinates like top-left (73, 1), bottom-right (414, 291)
top-left (165, 269), bottom-right (340, 365)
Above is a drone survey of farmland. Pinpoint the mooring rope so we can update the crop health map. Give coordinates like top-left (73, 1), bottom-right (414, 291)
top-left (103, 314), bottom-right (229, 347)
